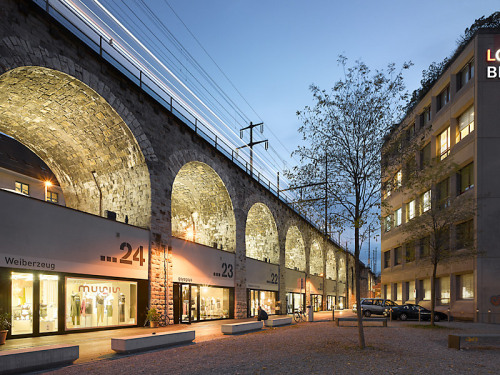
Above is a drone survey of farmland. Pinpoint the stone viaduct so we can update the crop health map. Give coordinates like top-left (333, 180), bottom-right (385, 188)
top-left (0, 0), bottom-right (355, 320)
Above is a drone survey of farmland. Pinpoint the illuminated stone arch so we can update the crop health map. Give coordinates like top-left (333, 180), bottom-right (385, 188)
top-left (326, 248), bottom-right (337, 280)
top-left (245, 203), bottom-right (279, 263)
top-left (338, 257), bottom-right (346, 283)
top-left (285, 226), bottom-right (306, 271)
top-left (0, 66), bottom-right (151, 227)
top-left (171, 161), bottom-right (236, 252)
top-left (309, 239), bottom-right (323, 276)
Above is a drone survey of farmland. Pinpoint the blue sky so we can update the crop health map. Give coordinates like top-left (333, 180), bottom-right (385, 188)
top-left (66, 0), bottom-right (498, 272)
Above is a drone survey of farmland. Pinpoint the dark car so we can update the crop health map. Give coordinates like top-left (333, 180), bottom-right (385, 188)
top-left (384, 303), bottom-right (448, 322)
top-left (353, 298), bottom-right (398, 317)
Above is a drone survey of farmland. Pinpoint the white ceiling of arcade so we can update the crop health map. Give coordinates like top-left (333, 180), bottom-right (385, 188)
top-left (0, 66), bottom-right (151, 227)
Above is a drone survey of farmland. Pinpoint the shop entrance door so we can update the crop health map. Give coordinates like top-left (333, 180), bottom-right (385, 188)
top-left (181, 284), bottom-right (190, 323)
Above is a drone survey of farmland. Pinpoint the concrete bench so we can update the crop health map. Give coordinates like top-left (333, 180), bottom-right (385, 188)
top-left (0, 344), bottom-right (79, 374)
top-left (335, 317), bottom-right (387, 327)
top-left (264, 317), bottom-right (292, 327)
top-left (221, 321), bottom-right (263, 334)
top-left (111, 330), bottom-right (195, 353)
top-left (448, 334), bottom-right (500, 350)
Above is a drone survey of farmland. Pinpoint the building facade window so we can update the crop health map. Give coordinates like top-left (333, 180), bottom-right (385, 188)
top-left (405, 241), bottom-right (415, 262)
top-left (420, 143), bottom-right (431, 169)
top-left (383, 215), bottom-right (392, 232)
top-left (394, 246), bottom-right (402, 265)
top-left (383, 251), bottom-right (391, 268)
top-left (458, 273), bottom-right (474, 299)
top-left (15, 181), bottom-right (29, 195)
top-left (382, 181), bottom-right (391, 200)
top-left (438, 177), bottom-right (450, 208)
top-left (394, 208), bottom-right (402, 227)
top-left (437, 85), bottom-right (450, 111)
top-left (421, 190), bottom-right (431, 213)
top-left (422, 278), bottom-right (431, 300)
top-left (458, 162), bottom-right (474, 193)
top-left (46, 191), bottom-right (58, 203)
top-left (457, 105), bottom-right (474, 143)
top-left (394, 170), bottom-right (402, 189)
top-left (406, 199), bottom-right (416, 221)
top-left (420, 236), bottom-right (430, 258)
top-left (422, 106), bottom-right (431, 125)
top-left (438, 276), bottom-right (450, 305)
top-left (457, 59), bottom-right (474, 90)
top-left (438, 127), bottom-right (450, 160)
top-left (396, 283), bottom-right (402, 301)
top-left (456, 219), bottom-right (473, 249)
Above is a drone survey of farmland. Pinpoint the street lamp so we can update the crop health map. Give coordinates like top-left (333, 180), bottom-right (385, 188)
top-left (44, 181), bottom-right (52, 202)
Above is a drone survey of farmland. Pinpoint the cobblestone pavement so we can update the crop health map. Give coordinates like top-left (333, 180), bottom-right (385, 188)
top-left (35, 318), bottom-right (500, 375)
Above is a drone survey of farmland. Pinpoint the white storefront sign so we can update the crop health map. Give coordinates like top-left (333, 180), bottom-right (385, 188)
top-left (171, 237), bottom-right (235, 287)
top-left (284, 268), bottom-right (306, 293)
top-left (246, 258), bottom-right (279, 291)
top-left (0, 191), bottom-right (149, 279)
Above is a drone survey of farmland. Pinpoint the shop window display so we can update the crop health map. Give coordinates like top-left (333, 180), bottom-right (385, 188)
top-left (311, 295), bottom-right (323, 312)
top-left (66, 278), bottom-right (137, 330)
top-left (326, 295), bottom-right (336, 311)
top-left (11, 272), bottom-right (34, 335)
top-left (200, 286), bottom-right (229, 320)
top-left (249, 290), bottom-right (276, 317)
top-left (286, 292), bottom-right (304, 313)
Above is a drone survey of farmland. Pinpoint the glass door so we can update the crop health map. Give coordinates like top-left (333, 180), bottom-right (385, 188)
top-left (39, 274), bottom-right (58, 333)
top-left (181, 284), bottom-right (190, 323)
top-left (190, 286), bottom-right (199, 322)
top-left (11, 272), bottom-right (34, 335)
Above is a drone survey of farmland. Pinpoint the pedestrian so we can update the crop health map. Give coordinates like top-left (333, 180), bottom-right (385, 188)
top-left (257, 305), bottom-right (268, 321)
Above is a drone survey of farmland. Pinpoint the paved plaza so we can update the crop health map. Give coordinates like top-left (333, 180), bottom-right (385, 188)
top-left (2, 311), bottom-right (499, 374)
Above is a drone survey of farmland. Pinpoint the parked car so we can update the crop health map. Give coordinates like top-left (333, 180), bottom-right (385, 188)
top-left (383, 303), bottom-right (448, 322)
top-left (352, 298), bottom-right (398, 317)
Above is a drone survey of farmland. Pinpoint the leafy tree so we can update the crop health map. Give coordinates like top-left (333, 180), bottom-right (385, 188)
top-left (287, 56), bottom-right (410, 349)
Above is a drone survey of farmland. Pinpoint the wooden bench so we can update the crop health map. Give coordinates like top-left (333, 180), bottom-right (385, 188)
top-left (221, 321), bottom-right (263, 334)
top-left (448, 334), bottom-right (500, 350)
top-left (0, 344), bottom-right (79, 374)
top-left (335, 317), bottom-right (387, 327)
top-left (264, 317), bottom-right (292, 327)
top-left (111, 330), bottom-right (195, 353)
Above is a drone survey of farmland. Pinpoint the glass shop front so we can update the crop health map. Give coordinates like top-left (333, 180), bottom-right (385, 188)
top-left (311, 294), bottom-right (323, 312)
top-left (286, 292), bottom-right (305, 314)
top-left (326, 295), bottom-right (336, 311)
top-left (4, 269), bottom-right (146, 337)
top-left (173, 283), bottom-right (234, 323)
top-left (248, 289), bottom-right (278, 317)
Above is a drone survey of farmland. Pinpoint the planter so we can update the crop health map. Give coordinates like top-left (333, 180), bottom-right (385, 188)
top-left (150, 321), bottom-right (159, 328)
top-left (0, 330), bottom-right (7, 345)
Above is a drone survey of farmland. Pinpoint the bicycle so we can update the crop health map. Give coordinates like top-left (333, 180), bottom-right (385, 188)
top-left (293, 309), bottom-right (306, 323)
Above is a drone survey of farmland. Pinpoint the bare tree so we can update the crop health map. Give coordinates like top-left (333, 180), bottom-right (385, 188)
top-left (287, 56), bottom-right (410, 349)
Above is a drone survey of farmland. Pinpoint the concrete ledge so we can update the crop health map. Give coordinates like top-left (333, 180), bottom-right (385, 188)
top-left (0, 344), bottom-right (79, 374)
top-left (221, 321), bottom-right (263, 334)
top-left (448, 333), bottom-right (500, 350)
top-left (335, 317), bottom-right (387, 327)
top-left (264, 317), bottom-right (292, 327)
top-left (111, 330), bottom-right (195, 353)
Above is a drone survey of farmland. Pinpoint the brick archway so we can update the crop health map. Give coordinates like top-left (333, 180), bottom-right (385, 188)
top-left (0, 66), bottom-right (151, 227)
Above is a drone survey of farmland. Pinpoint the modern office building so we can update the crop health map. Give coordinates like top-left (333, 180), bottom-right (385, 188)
top-left (381, 29), bottom-right (500, 323)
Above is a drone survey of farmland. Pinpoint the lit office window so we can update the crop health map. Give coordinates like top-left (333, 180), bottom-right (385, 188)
top-left (421, 190), bottom-right (431, 213)
top-left (423, 278), bottom-right (431, 300)
top-left (15, 181), bottom-right (29, 195)
top-left (383, 216), bottom-right (392, 232)
top-left (457, 106), bottom-right (474, 142)
top-left (394, 208), bottom-right (402, 226)
top-left (394, 170), bottom-right (402, 189)
top-left (438, 127), bottom-right (450, 160)
top-left (458, 273), bottom-right (474, 299)
top-left (406, 199), bottom-right (416, 220)
top-left (439, 276), bottom-right (450, 305)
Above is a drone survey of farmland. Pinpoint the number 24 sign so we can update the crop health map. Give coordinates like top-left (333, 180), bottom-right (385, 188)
top-left (120, 242), bottom-right (146, 266)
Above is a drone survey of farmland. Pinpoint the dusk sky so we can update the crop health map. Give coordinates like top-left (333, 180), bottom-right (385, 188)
top-left (67, 0), bottom-right (498, 271)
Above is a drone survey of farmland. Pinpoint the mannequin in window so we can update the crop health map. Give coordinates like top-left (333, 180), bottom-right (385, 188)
top-left (118, 293), bottom-right (126, 322)
top-left (96, 292), bottom-right (105, 323)
top-left (70, 293), bottom-right (81, 325)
